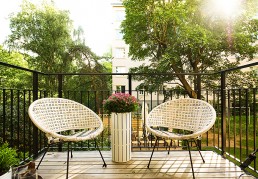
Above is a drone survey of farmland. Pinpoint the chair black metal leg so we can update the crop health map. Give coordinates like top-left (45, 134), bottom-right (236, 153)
top-left (167, 139), bottom-right (173, 155)
top-left (147, 138), bottom-right (158, 168)
top-left (186, 140), bottom-right (195, 179)
top-left (193, 140), bottom-right (205, 163)
top-left (95, 139), bottom-right (107, 168)
top-left (66, 142), bottom-right (70, 179)
top-left (36, 144), bottom-right (50, 170)
top-left (70, 143), bottom-right (73, 158)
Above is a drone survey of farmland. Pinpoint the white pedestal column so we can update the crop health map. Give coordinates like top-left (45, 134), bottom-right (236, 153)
top-left (111, 112), bottom-right (132, 162)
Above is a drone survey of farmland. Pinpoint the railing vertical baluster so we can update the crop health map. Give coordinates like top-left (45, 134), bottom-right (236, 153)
top-left (213, 90), bottom-right (216, 146)
top-left (107, 90), bottom-right (111, 149)
top-left (150, 91), bottom-right (153, 110)
top-left (23, 90), bottom-right (26, 160)
top-left (196, 74), bottom-right (202, 149)
top-left (233, 89), bottom-right (236, 157)
top-left (206, 90), bottom-right (209, 146)
top-left (29, 90), bottom-right (32, 156)
top-left (94, 91), bottom-right (97, 112)
top-left (128, 74), bottom-right (132, 95)
top-left (253, 88), bottom-right (257, 171)
top-left (245, 88), bottom-right (249, 157)
top-left (87, 91), bottom-right (90, 148)
top-left (227, 89), bottom-right (230, 154)
top-left (32, 72), bottom-right (39, 157)
top-left (58, 74), bottom-right (63, 98)
top-left (143, 90), bottom-right (146, 147)
top-left (57, 74), bottom-right (63, 152)
top-left (2, 89), bottom-right (6, 142)
top-left (10, 90), bottom-right (14, 147)
top-left (17, 90), bottom-right (20, 154)
top-left (87, 91), bottom-right (90, 107)
top-left (100, 90), bottom-right (104, 149)
top-left (197, 74), bottom-right (201, 99)
top-left (73, 90), bottom-right (76, 100)
top-left (221, 71), bottom-right (226, 157)
top-left (94, 90), bottom-right (97, 149)
top-left (44, 90), bottom-right (47, 98)
top-left (239, 89), bottom-right (242, 162)
top-left (80, 91), bottom-right (83, 104)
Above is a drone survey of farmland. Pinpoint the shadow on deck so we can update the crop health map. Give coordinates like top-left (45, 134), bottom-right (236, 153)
top-left (27, 150), bottom-right (256, 179)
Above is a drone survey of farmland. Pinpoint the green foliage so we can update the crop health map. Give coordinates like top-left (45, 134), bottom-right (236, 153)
top-left (121, 0), bottom-right (258, 97)
top-left (0, 142), bottom-right (20, 175)
top-left (6, 0), bottom-right (74, 91)
top-left (90, 127), bottom-right (110, 150)
top-left (102, 61), bottom-right (112, 73)
top-left (7, 0), bottom-right (74, 73)
top-left (5, 0), bottom-right (111, 93)
top-left (0, 45), bottom-right (31, 89)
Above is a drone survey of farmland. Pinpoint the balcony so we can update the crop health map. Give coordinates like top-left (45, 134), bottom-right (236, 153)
top-left (0, 61), bottom-right (257, 178)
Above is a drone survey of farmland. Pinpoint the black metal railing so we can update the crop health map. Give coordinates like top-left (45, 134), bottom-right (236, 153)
top-left (0, 61), bottom-right (257, 175)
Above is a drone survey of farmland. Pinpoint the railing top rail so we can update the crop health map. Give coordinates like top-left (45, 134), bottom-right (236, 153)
top-left (0, 61), bottom-right (215, 76)
top-left (46, 72), bottom-right (216, 76)
top-left (1, 60), bottom-right (257, 76)
top-left (219, 61), bottom-right (258, 73)
top-left (0, 61), bottom-right (45, 74)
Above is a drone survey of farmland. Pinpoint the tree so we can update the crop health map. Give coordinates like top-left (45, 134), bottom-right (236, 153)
top-left (121, 0), bottom-right (258, 98)
top-left (6, 0), bottom-right (74, 91)
top-left (6, 0), bottom-right (112, 93)
top-left (7, 0), bottom-right (74, 73)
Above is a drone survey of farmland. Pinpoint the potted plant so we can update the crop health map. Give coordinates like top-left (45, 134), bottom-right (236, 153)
top-left (0, 142), bottom-right (20, 177)
top-left (103, 93), bottom-right (139, 162)
top-left (103, 93), bottom-right (139, 114)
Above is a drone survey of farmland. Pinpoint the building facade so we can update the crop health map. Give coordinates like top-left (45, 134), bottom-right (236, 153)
top-left (111, 1), bottom-right (164, 108)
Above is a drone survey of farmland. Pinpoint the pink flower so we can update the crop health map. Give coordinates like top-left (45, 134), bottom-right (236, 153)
top-left (103, 93), bottom-right (139, 114)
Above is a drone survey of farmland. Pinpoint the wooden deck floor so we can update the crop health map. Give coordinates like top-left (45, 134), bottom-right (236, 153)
top-left (33, 151), bottom-right (255, 179)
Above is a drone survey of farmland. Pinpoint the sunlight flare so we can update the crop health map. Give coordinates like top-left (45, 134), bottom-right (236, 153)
top-left (203, 0), bottom-right (244, 19)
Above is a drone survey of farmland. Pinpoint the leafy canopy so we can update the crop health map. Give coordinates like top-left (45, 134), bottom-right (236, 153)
top-left (6, 0), bottom-right (112, 93)
top-left (7, 0), bottom-right (74, 73)
top-left (121, 0), bottom-right (258, 97)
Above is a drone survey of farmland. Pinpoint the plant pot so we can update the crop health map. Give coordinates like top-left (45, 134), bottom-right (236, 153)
top-left (111, 112), bottom-right (132, 162)
top-left (0, 167), bottom-right (12, 179)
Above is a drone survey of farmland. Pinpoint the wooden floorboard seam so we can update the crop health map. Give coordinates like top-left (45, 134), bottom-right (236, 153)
top-left (31, 151), bottom-right (256, 179)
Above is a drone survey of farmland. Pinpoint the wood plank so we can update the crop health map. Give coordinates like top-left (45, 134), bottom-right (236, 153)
top-left (31, 151), bottom-right (255, 179)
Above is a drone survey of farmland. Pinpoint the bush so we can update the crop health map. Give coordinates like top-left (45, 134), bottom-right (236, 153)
top-left (0, 142), bottom-right (20, 175)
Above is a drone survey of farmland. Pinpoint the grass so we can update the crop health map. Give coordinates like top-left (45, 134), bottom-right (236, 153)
top-left (201, 114), bottom-right (258, 177)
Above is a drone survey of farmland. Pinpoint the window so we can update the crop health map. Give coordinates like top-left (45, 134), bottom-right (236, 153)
top-left (116, 85), bottom-right (125, 93)
top-left (138, 90), bottom-right (148, 96)
top-left (115, 29), bottom-right (123, 40)
top-left (115, 10), bottom-right (125, 22)
top-left (115, 66), bottom-right (126, 73)
top-left (114, 48), bottom-right (125, 58)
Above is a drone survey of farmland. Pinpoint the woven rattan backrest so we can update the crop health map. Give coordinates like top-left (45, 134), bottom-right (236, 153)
top-left (147, 98), bottom-right (216, 132)
top-left (29, 98), bottom-right (102, 133)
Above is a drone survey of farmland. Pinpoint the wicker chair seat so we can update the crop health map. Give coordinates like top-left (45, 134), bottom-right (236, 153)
top-left (146, 98), bottom-right (216, 179)
top-left (146, 98), bottom-right (216, 140)
top-left (29, 98), bottom-right (103, 143)
top-left (28, 98), bottom-right (106, 179)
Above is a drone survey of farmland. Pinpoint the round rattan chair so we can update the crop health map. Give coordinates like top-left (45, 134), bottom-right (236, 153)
top-left (146, 98), bottom-right (216, 179)
top-left (28, 98), bottom-right (107, 179)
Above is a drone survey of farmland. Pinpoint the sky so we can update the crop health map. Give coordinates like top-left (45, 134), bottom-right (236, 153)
top-left (0, 0), bottom-right (113, 56)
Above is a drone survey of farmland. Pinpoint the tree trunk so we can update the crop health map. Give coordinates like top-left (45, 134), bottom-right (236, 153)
top-left (171, 64), bottom-right (197, 99)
